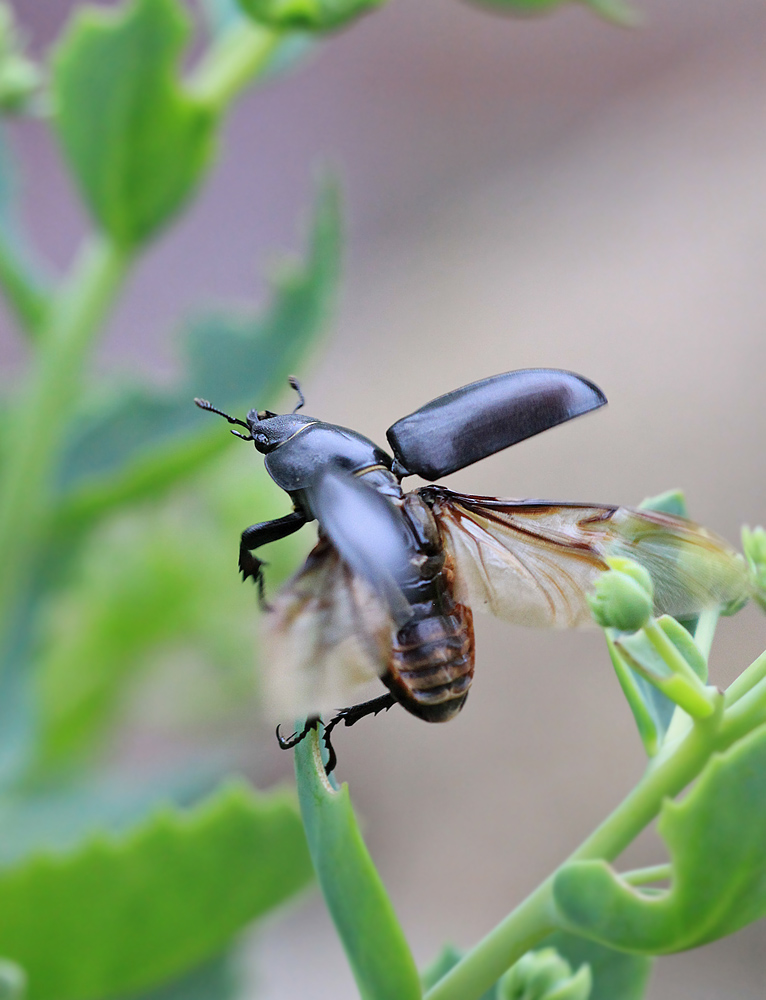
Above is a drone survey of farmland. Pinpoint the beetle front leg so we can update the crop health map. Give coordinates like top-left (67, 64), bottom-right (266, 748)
top-left (239, 510), bottom-right (307, 601)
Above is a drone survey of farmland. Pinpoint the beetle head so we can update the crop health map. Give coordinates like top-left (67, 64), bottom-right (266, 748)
top-left (194, 376), bottom-right (312, 453)
top-left (245, 410), bottom-right (315, 453)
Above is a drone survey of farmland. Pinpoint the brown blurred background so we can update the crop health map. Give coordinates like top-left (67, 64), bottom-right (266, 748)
top-left (4, 0), bottom-right (766, 996)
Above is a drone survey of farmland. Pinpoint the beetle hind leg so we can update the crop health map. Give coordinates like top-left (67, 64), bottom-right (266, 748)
top-left (276, 694), bottom-right (397, 775)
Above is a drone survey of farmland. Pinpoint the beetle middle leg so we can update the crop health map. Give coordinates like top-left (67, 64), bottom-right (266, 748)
top-left (239, 510), bottom-right (307, 605)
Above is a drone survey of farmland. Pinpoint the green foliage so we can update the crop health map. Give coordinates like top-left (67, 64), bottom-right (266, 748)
top-left (294, 730), bottom-right (421, 1000)
top-left (553, 724), bottom-right (766, 951)
top-left (0, 125), bottom-right (50, 334)
top-left (0, 781), bottom-right (312, 1000)
top-left (497, 948), bottom-right (591, 1000)
top-left (0, 2), bottom-right (763, 1000)
top-left (541, 933), bottom-right (651, 1000)
top-left (54, 178), bottom-right (340, 534)
top-left (53, 0), bottom-right (217, 248)
top-left (237, 0), bottom-right (387, 31)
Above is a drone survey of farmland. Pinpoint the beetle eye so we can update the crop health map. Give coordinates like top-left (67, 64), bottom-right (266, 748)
top-left (257, 409), bottom-right (276, 420)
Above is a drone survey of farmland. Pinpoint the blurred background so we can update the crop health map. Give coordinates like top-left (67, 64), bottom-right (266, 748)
top-left (3, 0), bottom-right (766, 996)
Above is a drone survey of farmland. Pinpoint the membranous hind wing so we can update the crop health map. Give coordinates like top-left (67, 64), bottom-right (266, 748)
top-left (264, 536), bottom-right (394, 718)
top-left (422, 487), bottom-right (751, 629)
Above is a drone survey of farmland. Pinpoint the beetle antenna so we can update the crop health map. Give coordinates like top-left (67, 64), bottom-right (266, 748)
top-left (194, 398), bottom-right (253, 440)
top-left (288, 376), bottom-right (305, 413)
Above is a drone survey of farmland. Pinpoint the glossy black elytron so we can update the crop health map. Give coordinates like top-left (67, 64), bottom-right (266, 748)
top-left (194, 369), bottom-right (607, 770)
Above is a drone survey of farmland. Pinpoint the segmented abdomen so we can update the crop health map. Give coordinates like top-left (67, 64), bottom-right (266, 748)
top-left (385, 600), bottom-right (475, 722)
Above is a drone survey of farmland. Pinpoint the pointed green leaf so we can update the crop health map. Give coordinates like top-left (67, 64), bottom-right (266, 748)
top-left (0, 124), bottom-right (51, 335)
top-left (553, 724), bottom-right (766, 953)
top-left (52, 0), bottom-right (216, 247)
top-left (53, 180), bottom-right (340, 532)
top-left (0, 780), bottom-right (312, 1000)
top-left (295, 730), bottom-right (421, 1000)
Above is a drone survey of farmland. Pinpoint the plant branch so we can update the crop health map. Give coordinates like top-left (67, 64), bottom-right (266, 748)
top-left (423, 698), bottom-right (724, 1000)
top-left (188, 20), bottom-right (283, 114)
top-left (0, 234), bottom-right (129, 663)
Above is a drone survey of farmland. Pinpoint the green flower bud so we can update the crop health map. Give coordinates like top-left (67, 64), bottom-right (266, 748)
top-left (498, 948), bottom-right (592, 1000)
top-left (587, 557), bottom-right (654, 632)
top-left (237, 0), bottom-right (387, 31)
top-left (0, 5), bottom-right (42, 114)
top-left (742, 525), bottom-right (766, 613)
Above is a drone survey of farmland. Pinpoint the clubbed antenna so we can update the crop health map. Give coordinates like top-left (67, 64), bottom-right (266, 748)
top-left (194, 398), bottom-right (253, 441)
top-left (288, 376), bottom-right (305, 413)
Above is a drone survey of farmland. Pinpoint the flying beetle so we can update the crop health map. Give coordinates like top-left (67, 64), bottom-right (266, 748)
top-left (195, 369), bottom-right (750, 772)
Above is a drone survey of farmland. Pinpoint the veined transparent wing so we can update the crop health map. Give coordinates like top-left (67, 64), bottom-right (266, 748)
top-left (423, 487), bottom-right (751, 629)
top-left (263, 536), bottom-right (393, 718)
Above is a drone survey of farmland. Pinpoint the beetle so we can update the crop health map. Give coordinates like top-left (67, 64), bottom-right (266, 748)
top-left (195, 369), bottom-right (750, 772)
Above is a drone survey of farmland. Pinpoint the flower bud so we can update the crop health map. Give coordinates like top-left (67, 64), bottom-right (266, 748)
top-left (742, 525), bottom-right (766, 613)
top-left (587, 557), bottom-right (654, 632)
top-left (237, 0), bottom-right (387, 31)
top-left (498, 948), bottom-right (592, 1000)
top-left (0, 5), bottom-right (41, 114)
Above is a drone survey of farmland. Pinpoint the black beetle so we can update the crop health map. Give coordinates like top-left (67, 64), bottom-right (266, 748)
top-left (196, 369), bottom-right (749, 772)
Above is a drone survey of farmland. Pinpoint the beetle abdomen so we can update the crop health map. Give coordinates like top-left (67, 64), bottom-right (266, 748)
top-left (385, 602), bottom-right (475, 722)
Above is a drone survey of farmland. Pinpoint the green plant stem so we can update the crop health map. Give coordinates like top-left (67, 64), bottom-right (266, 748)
top-left (621, 863), bottom-right (672, 886)
top-left (423, 700), bottom-right (723, 1000)
top-left (0, 235), bottom-right (129, 662)
top-left (188, 21), bottom-right (283, 114)
top-left (725, 648), bottom-right (766, 707)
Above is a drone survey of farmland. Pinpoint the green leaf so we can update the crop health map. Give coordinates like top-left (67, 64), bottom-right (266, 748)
top-left (0, 780), bottom-right (313, 1000)
top-left (237, 0), bottom-right (387, 31)
top-left (0, 124), bottom-right (51, 334)
top-left (295, 729), bottom-right (421, 1000)
top-left (553, 724), bottom-right (766, 952)
top-left (53, 179), bottom-right (341, 532)
top-left (52, 0), bottom-right (217, 248)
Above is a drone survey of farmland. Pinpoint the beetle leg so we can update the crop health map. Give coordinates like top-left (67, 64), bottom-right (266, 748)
top-left (239, 510), bottom-right (307, 599)
top-left (276, 716), bottom-right (320, 750)
top-left (275, 694), bottom-right (397, 774)
top-left (320, 694), bottom-right (398, 774)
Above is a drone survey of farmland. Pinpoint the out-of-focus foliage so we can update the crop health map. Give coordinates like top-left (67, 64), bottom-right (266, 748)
top-left (237, 0), bottom-right (387, 32)
top-left (0, 0), bottom-right (342, 995)
top-left (0, 782), bottom-right (312, 1000)
top-left (2, 1), bottom-right (765, 1000)
top-left (53, 0), bottom-right (217, 248)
